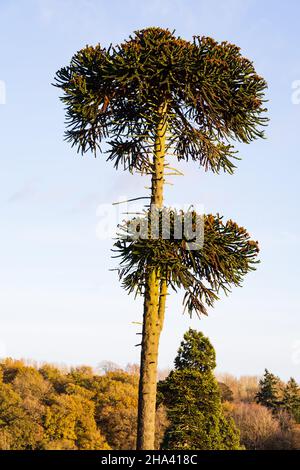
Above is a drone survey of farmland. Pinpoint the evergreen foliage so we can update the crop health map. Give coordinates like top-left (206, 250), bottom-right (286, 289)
top-left (282, 378), bottom-right (300, 423)
top-left (158, 329), bottom-right (241, 449)
top-left (54, 28), bottom-right (267, 173)
top-left (256, 369), bottom-right (281, 411)
top-left (115, 211), bottom-right (259, 316)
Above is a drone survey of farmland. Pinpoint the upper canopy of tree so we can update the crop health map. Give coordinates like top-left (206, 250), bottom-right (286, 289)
top-left (55, 27), bottom-right (268, 174)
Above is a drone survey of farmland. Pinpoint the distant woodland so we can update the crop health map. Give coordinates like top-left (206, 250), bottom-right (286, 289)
top-left (0, 331), bottom-right (299, 450)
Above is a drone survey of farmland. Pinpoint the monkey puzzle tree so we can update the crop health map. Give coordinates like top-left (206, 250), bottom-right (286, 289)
top-left (55, 27), bottom-right (267, 449)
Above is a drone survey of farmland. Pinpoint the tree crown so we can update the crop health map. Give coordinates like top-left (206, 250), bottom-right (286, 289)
top-left (256, 369), bottom-right (281, 409)
top-left (174, 328), bottom-right (216, 372)
top-left (55, 27), bottom-right (268, 174)
top-left (158, 329), bottom-right (240, 450)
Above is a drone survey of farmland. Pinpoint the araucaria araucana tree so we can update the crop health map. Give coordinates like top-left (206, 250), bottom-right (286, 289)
top-left (55, 27), bottom-right (267, 450)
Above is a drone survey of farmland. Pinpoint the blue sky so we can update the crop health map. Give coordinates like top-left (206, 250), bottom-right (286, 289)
top-left (1, 0), bottom-right (300, 380)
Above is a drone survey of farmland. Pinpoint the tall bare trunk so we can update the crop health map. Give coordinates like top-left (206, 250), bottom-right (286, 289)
top-left (136, 103), bottom-right (168, 450)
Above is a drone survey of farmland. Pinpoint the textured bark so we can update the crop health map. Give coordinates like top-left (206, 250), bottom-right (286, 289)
top-left (150, 103), bottom-right (167, 208)
top-left (137, 103), bottom-right (168, 450)
top-left (158, 279), bottom-right (167, 333)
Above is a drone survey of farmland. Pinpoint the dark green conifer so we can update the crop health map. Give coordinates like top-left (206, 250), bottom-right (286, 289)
top-left (282, 378), bottom-right (300, 422)
top-left (256, 369), bottom-right (281, 411)
top-left (158, 329), bottom-right (241, 450)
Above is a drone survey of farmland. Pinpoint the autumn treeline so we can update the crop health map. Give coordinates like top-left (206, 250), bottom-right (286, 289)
top-left (0, 358), bottom-right (299, 450)
top-left (0, 358), bottom-right (143, 450)
top-left (218, 371), bottom-right (300, 449)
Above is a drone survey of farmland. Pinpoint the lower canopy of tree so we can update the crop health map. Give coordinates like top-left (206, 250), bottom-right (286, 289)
top-left (114, 210), bottom-right (259, 317)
